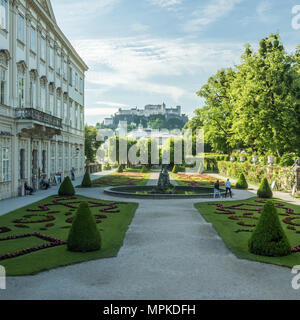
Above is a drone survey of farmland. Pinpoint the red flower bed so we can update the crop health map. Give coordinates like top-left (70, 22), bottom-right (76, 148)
top-left (0, 226), bottom-right (11, 233)
top-left (0, 232), bottom-right (66, 261)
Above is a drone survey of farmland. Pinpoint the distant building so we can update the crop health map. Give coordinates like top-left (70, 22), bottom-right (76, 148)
top-left (104, 103), bottom-right (188, 129)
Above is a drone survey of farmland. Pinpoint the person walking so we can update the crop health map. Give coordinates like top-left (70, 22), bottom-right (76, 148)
top-left (214, 180), bottom-right (222, 199)
top-left (225, 179), bottom-right (232, 198)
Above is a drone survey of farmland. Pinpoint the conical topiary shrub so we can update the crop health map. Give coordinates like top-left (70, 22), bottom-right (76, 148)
top-left (235, 173), bottom-right (248, 189)
top-left (58, 176), bottom-right (75, 196)
top-left (67, 201), bottom-right (101, 252)
top-left (248, 200), bottom-right (291, 256)
top-left (116, 165), bottom-right (123, 173)
top-left (81, 170), bottom-right (92, 188)
top-left (257, 177), bottom-right (273, 198)
top-left (172, 165), bottom-right (179, 173)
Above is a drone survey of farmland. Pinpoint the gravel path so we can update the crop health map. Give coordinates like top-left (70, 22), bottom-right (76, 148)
top-left (1, 180), bottom-right (300, 300)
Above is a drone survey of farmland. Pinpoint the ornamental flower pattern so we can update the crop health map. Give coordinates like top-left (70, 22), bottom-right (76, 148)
top-left (209, 199), bottom-right (300, 253)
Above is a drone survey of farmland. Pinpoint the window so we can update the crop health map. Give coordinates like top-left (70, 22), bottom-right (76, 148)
top-left (0, 0), bottom-right (8, 30)
top-left (49, 93), bottom-right (54, 115)
top-left (63, 100), bottom-right (68, 123)
top-left (58, 144), bottom-right (62, 172)
top-left (64, 144), bottom-right (69, 170)
top-left (57, 97), bottom-right (61, 118)
top-left (79, 78), bottom-right (83, 94)
top-left (0, 68), bottom-right (6, 105)
top-left (63, 60), bottom-right (67, 79)
top-left (18, 14), bottom-right (24, 43)
top-left (68, 67), bottom-right (72, 85)
top-left (72, 69), bottom-right (75, 87)
top-left (42, 150), bottom-right (46, 174)
top-left (2, 147), bottom-right (9, 182)
top-left (49, 47), bottom-right (54, 67)
top-left (41, 37), bottom-right (46, 60)
top-left (41, 85), bottom-right (46, 111)
top-left (75, 105), bottom-right (78, 128)
top-left (75, 72), bottom-right (78, 90)
top-left (50, 144), bottom-right (55, 173)
top-left (56, 52), bottom-right (61, 75)
top-left (18, 74), bottom-right (25, 107)
top-left (30, 27), bottom-right (36, 52)
top-left (20, 149), bottom-right (25, 180)
top-left (29, 80), bottom-right (36, 108)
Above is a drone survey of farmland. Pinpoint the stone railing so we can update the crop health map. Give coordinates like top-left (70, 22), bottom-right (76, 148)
top-left (15, 108), bottom-right (62, 128)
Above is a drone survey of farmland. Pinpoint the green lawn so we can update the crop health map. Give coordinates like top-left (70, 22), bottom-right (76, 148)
top-left (91, 172), bottom-right (150, 187)
top-left (0, 195), bottom-right (138, 275)
top-left (195, 197), bottom-right (300, 268)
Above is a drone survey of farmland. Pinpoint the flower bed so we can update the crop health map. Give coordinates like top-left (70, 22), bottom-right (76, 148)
top-left (91, 172), bottom-right (150, 187)
top-left (172, 173), bottom-right (225, 187)
top-left (0, 195), bottom-right (138, 275)
top-left (0, 233), bottom-right (66, 262)
top-left (195, 198), bottom-right (300, 268)
top-left (207, 199), bottom-right (300, 253)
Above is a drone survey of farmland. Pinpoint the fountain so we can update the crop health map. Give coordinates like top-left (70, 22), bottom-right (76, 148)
top-left (104, 166), bottom-right (226, 199)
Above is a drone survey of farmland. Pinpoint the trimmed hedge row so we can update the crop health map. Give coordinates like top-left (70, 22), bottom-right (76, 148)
top-left (216, 161), bottom-right (295, 191)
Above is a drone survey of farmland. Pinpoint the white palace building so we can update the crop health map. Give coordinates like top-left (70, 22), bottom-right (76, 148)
top-left (0, 0), bottom-right (88, 200)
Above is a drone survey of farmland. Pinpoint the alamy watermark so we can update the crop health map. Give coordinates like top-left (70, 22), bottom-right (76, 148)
top-left (292, 5), bottom-right (300, 30)
top-left (0, 265), bottom-right (6, 290)
top-left (96, 124), bottom-right (204, 173)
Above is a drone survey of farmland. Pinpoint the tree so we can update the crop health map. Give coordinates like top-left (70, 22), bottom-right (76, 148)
top-left (81, 170), bottom-right (92, 188)
top-left (235, 173), bottom-right (248, 189)
top-left (230, 34), bottom-right (300, 156)
top-left (58, 176), bottom-right (75, 196)
top-left (195, 68), bottom-right (237, 153)
top-left (248, 200), bottom-right (290, 256)
top-left (85, 125), bottom-right (103, 163)
top-left (67, 201), bottom-right (101, 252)
top-left (186, 33), bottom-right (300, 156)
top-left (162, 137), bottom-right (185, 167)
top-left (257, 178), bottom-right (273, 198)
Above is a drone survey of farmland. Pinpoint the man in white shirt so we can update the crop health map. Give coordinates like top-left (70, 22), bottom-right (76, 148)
top-left (225, 179), bottom-right (232, 198)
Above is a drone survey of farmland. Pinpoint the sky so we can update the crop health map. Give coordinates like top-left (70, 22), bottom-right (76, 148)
top-left (51, 0), bottom-right (300, 125)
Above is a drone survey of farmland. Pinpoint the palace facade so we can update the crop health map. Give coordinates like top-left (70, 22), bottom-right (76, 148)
top-left (0, 0), bottom-right (88, 200)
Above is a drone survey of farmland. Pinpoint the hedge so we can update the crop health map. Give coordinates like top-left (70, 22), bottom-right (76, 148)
top-left (81, 171), bottom-right (92, 188)
top-left (248, 201), bottom-right (291, 257)
top-left (257, 178), bottom-right (273, 198)
top-left (58, 176), bottom-right (75, 196)
top-left (67, 201), bottom-right (101, 252)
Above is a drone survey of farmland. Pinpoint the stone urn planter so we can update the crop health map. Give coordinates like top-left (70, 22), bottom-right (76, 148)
top-left (251, 156), bottom-right (258, 164)
top-left (230, 156), bottom-right (236, 162)
top-left (268, 156), bottom-right (275, 165)
top-left (240, 156), bottom-right (246, 162)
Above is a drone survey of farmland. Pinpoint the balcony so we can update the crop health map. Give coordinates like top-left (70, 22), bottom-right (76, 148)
top-left (15, 108), bottom-right (62, 138)
top-left (15, 108), bottom-right (62, 129)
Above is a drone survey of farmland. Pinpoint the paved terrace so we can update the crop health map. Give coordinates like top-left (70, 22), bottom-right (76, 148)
top-left (1, 171), bottom-right (300, 300)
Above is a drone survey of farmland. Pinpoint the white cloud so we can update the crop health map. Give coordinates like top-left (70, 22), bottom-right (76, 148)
top-left (150, 0), bottom-right (182, 8)
top-left (256, 1), bottom-right (277, 23)
top-left (73, 37), bottom-right (243, 102)
top-left (184, 0), bottom-right (244, 33)
top-left (131, 23), bottom-right (150, 33)
top-left (85, 107), bottom-right (119, 116)
top-left (95, 101), bottom-right (129, 107)
top-left (52, 0), bottom-right (119, 23)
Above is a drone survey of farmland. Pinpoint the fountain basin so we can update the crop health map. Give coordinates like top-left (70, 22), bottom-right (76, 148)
top-left (104, 185), bottom-right (226, 199)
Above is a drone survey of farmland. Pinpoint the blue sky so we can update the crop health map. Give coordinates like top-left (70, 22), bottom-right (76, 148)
top-left (51, 0), bottom-right (300, 125)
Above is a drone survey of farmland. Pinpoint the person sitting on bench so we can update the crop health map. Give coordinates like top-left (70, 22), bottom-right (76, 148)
top-left (40, 175), bottom-right (50, 190)
top-left (24, 182), bottom-right (34, 195)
